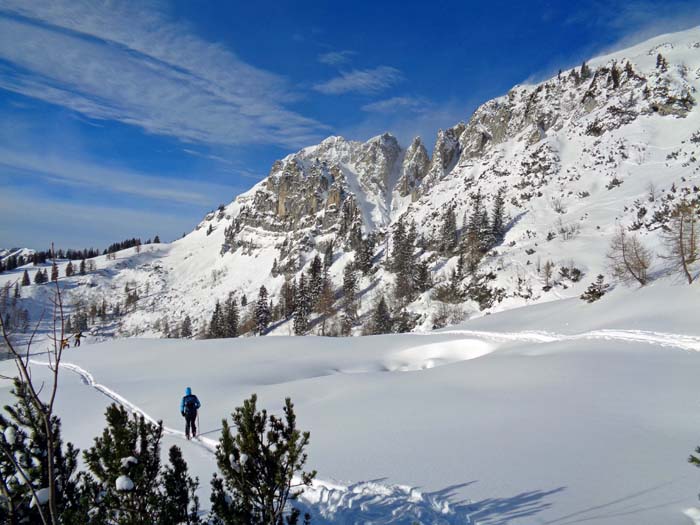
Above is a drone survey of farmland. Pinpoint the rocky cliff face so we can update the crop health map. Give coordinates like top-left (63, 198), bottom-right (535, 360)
top-left (60, 27), bottom-right (700, 337)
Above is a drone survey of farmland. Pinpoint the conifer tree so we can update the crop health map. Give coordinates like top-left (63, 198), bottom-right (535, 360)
top-left (354, 235), bottom-right (375, 275)
top-left (307, 255), bottom-right (323, 306)
top-left (293, 275), bottom-right (310, 335)
top-left (580, 275), bottom-right (609, 303)
top-left (79, 260), bottom-right (86, 276)
top-left (580, 60), bottom-right (592, 79)
top-left (82, 404), bottom-right (200, 524)
top-left (210, 395), bottom-right (314, 525)
top-left (490, 187), bottom-right (507, 243)
top-left (390, 217), bottom-right (418, 304)
top-left (208, 300), bottom-right (225, 338)
top-left (414, 260), bottom-right (432, 293)
top-left (50, 263), bottom-right (58, 283)
top-left (21, 270), bottom-right (30, 287)
top-left (153, 235), bottom-right (161, 244)
top-left (65, 261), bottom-right (74, 278)
top-left (254, 286), bottom-right (271, 335)
top-left (439, 206), bottom-right (458, 254)
top-left (282, 279), bottom-right (296, 319)
top-left (368, 296), bottom-right (392, 335)
top-left (160, 447), bottom-right (200, 525)
top-left (341, 264), bottom-right (358, 331)
top-left (180, 316), bottom-right (193, 338)
top-left (323, 242), bottom-right (334, 271)
top-left (0, 380), bottom-right (85, 525)
top-left (224, 295), bottom-right (239, 338)
top-left (34, 269), bottom-right (46, 285)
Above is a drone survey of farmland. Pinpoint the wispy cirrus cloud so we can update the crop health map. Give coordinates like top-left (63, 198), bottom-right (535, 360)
top-left (313, 66), bottom-right (404, 95)
top-left (0, 0), bottom-right (329, 149)
top-left (361, 96), bottom-right (430, 114)
top-left (0, 147), bottom-right (240, 207)
top-left (318, 50), bottom-right (356, 66)
top-left (0, 187), bottom-right (197, 248)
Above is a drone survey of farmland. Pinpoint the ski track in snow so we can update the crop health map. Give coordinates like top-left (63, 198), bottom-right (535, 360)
top-left (27, 327), bottom-right (700, 524)
top-left (28, 359), bottom-right (475, 524)
top-left (429, 329), bottom-right (700, 352)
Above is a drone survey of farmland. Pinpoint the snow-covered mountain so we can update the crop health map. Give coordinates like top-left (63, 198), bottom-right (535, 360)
top-left (3, 27), bottom-right (699, 339)
top-left (0, 248), bottom-right (35, 262)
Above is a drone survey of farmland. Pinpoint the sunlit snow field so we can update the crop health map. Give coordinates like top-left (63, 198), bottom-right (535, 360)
top-left (2, 282), bottom-right (700, 524)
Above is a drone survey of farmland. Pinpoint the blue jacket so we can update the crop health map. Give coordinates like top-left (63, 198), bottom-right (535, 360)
top-left (180, 387), bottom-right (201, 415)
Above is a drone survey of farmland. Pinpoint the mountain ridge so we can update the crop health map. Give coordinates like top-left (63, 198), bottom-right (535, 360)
top-left (2, 26), bottom-right (699, 339)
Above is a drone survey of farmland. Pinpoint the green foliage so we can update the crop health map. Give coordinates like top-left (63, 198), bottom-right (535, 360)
top-left (210, 394), bottom-right (315, 525)
top-left (82, 404), bottom-right (200, 525)
top-left (368, 296), bottom-right (393, 335)
top-left (0, 379), bottom-right (85, 525)
top-left (580, 275), bottom-right (609, 303)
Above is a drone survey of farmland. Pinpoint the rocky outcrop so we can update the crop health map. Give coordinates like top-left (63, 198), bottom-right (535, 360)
top-left (396, 136), bottom-right (430, 199)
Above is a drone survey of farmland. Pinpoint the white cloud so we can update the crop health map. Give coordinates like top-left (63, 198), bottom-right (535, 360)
top-left (318, 50), bottom-right (356, 66)
top-left (361, 96), bottom-right (430, 114)
top-left (0, 1), bottom-right (329, 148)
top-left (313, 66), bottom-right (403, 95)
top-left (0, 147), bottom-right (241, 207)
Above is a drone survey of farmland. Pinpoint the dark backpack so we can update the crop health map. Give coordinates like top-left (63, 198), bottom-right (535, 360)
top-left (183, 395), bottom-right (198, 416)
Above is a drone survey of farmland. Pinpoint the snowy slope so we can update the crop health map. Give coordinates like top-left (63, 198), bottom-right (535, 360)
top-left (2, 281), bottom-right (700, 524)
top-left (1, 27), bottom-right (699, 341)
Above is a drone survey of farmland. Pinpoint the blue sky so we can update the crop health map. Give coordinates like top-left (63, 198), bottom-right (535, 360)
top-left (1, 0), bottom-right (699, 250)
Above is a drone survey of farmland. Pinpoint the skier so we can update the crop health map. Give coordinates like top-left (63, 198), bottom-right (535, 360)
top-left (60, 338), bottom-right (70, 350)
top-left (180, 387), bottom-right (201, 439)
top-left (74, 331), bottom-right (84, 347)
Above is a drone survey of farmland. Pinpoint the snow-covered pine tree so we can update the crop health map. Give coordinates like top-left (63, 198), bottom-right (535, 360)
top-left (65, 261), bottom-right (74, 278)
top-left (82, 404), bottom-right (200, 524)
top-left (208, 300), bottom-right (225, 338)
top-left (307, 255), bottom-right (323, 306)
top-left (491, 187), bottom-right (507, 243)
top-left (341, 264), bottom-right (358, 328)
top-left (581, 60), bottom-right (592, 79)
top-left (210, 394), bottom-right (314, 525)
top-left (180, 315), bottom-right (193, 338)
top-left (439, 206), bottom-right (458, 254)
top-left (224, 295), bottom-right (239, 338)
top-left (50, 263), bottom-right (58, 283)
top-left (354, 234), bottom-right (375, 275)
top-left (580, 275), bottom-right (610, 303)
top-left (160, 446), bottom-right (200, 525)
top-left (282, 278), bottom-right (296, 319)
top-left (21, 270), bottom-right (30, 287)
top-left (323, 241), bottom-right (334, 271)
top-left (390, 217), bottom-right (418, 304)
top-left (414, 259), bottom-right (432, 293)
top-left (79, 259), bottom-right (86, 276)
top-left (254, 286), bottom-right (271, 335)
top-left (368, 296), bottom-right (392, 335)
top-left (0, 379), bottom-right (85, 525)
top-left (293, 275), bottom-right (310, 335)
